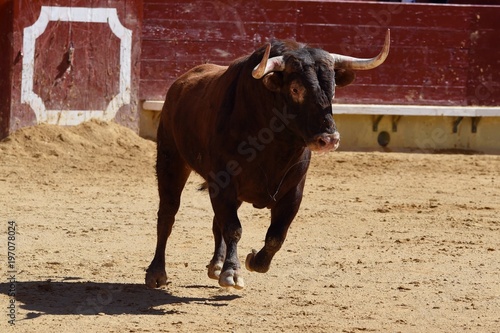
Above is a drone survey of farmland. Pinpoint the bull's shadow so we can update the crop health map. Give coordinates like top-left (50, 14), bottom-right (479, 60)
top-left (0, 279), bottom-right (240, 319)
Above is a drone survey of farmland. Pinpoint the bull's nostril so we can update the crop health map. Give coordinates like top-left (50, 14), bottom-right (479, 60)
top-left (317, 136), bottom-right (330, 147)
top-left (309, 134), bottom-right (339, 151)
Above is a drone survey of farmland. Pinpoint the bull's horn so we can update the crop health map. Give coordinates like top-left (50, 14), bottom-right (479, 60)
top-left (252, 44), bottom-right (285, 79)
top-left (331, 29), bottom-right (390, 70)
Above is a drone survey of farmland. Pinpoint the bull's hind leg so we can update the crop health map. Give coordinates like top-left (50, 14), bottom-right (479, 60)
top-left (145, 129), bottom-right (191, 288)
top-left (207, 216), bottom-right (226, 280)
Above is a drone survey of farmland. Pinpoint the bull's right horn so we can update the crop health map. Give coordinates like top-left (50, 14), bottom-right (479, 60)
top-left (252, 44), bottom-right (285, 79)
top-left (331, 29), bottom-right (390, 70)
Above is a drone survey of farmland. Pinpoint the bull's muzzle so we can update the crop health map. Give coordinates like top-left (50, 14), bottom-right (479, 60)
top-left (308, 131), bottom-right (340, 152)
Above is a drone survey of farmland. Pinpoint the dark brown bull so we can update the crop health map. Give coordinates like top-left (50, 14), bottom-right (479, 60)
top-left (146, 30), bottom-right (390, 289)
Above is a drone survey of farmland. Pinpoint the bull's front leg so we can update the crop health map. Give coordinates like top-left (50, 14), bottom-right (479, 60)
top-left (210, 197), bottom-right (245, 289)
top-left (245, 182), bottom-right (304, 273)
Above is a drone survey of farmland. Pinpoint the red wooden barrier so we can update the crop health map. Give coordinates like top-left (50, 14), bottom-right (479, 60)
top-left (1, 0), bottom-right (143, 140)
top-left (0, 0), bottom-right (13, 140)
top-left (2, 0), bottom-right (499, 140)
top-left (140, 0), bottom-right (500, 107)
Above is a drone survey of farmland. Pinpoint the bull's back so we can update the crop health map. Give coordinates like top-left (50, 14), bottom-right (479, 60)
top-left (160, 64), bottom-right (228, 173)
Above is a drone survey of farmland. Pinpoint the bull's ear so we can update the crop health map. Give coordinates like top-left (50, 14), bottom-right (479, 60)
top-left (335, 69), bottom-right (356, 87)
top-left (262, 72), bottom-right (282, 92)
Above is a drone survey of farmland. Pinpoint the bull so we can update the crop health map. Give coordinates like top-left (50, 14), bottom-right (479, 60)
top-left (146, 30), bottom-right (390, 289)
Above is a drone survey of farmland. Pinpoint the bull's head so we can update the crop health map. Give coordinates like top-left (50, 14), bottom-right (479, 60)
top-left (252, 30), bottom-right (390, 152)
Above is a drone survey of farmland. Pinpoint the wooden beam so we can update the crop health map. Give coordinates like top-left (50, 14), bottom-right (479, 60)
top-left (331, 104), bottom-right (500, 117)
top-left (142, 100), bottom-right (500, 117)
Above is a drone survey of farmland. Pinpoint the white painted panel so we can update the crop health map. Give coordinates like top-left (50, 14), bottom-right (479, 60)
top-left (21, 6), bottom-right (133, 125)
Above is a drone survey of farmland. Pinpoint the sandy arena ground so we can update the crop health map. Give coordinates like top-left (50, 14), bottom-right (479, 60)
top-left (0, 120), bottom-right (499, 332)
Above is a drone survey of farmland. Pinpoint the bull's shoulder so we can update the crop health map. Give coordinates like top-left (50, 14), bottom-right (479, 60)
top-left (179, 64), bottom-right (227, 82)
top-left (166, 63), bottom-right (227, 103)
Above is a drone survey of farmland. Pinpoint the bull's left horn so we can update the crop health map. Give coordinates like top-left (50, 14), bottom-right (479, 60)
top-left (331, 29), bottom-right (390, 70)
top-left (252, 43), bottom-right (285, 79)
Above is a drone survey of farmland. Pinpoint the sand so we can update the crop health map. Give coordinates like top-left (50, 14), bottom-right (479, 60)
top-left (1, 120), bottom-right (499, 332)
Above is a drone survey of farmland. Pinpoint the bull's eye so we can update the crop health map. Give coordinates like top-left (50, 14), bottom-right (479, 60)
top-left (289, 80), bottom-right (306, 104)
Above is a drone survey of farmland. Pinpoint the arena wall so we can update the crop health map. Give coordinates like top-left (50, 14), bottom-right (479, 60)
top-left (0, 0), bottom-right (143, 139)
top-left (138, 0), bottom-right (500, 152)
top-left (1, 0), bottom-right (499, 153)
top-left (335, 114), bottom-right (500, 154)
top-left (140, 0), bottom-right (500, 107)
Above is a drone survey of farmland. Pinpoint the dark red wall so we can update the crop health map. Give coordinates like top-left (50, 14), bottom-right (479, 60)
top-left (0, 0), bottom-right (13, 140)
top-left (3, 0), bottom-right (143, 139)
top-left (140, 0), bottom-right (500, 107)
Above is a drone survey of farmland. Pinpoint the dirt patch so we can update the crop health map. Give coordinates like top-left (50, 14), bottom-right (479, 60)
top-left (1, 120), bottom-right (499, 332)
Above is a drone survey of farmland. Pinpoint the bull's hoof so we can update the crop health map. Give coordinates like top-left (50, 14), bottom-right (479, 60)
top-left (245, 249), bottom-right (258, 272)
top-left (207, 261), bottom-right (223, 280)
top-left (145, 270), bottom-right (167, 288)
top-left (219, 269), bottom-right (245, 290)
top-left (245, 249), bottom-right (270, 273)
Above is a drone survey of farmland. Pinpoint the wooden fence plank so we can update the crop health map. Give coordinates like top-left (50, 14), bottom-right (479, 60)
top-left (139, 0), bottom-right (500, 107)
